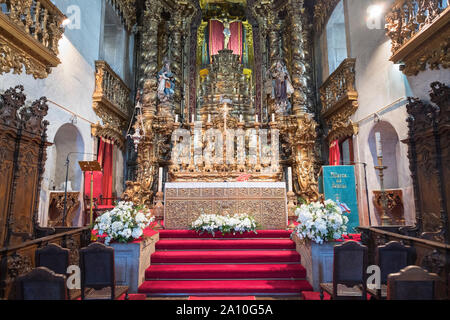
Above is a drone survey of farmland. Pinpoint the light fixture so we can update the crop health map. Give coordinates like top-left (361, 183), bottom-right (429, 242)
top-left (61, 18), bottom-right (71, 27)
top-left (367, 3), bottom-right (384, 20)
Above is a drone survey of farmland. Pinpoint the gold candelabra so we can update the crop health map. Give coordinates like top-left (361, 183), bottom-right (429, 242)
top-left (375, 156), bottom-right (391, 226)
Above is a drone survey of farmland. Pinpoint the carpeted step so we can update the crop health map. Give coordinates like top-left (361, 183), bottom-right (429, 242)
top-left (158, 230), bottom-right (292, 239)
top-left (151, 250), bottom-right (301, 264)
top-left (156, 239), bottom-right (296, 250)
top-left (138, 279), bottom-right (313, 296)
top-left (145, 264), bottom-right (307, 280)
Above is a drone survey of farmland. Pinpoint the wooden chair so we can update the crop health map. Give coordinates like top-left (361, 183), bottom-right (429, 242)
top-left (387, 265), bottom-right (441, 300)
top-left (320, 241), bottom-right (368, 300)
top-left (15, 267), bottom-right (67, 300)
top-left (368, 241), bottom-right (416, 299)
top-left (80, 242), bottom-right (128, 300)
top-left (35, 243), bottom-right (81, 300)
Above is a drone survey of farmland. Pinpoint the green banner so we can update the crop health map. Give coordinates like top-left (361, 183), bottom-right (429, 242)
top-left (322, 166), bottom-right (359, 233)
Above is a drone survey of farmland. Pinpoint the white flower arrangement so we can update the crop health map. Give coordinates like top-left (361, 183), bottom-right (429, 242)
top-left (191, 213), bottom-right (258, 236)
top-left (92, 201), bottom-right (154, 245)
top-left (294, 199), bottom-right (349, 244)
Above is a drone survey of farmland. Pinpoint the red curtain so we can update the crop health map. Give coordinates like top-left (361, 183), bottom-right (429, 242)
top-left (209, 20), bottom-right (224, 57)
top-left (209, 20), bottom-right (243, 58)
top-left (329, 140), bottom-right (341, 166)
top-left (229, 21), bottom-right (242, 58)
top-left (98, 138), bottom-right (113, 205)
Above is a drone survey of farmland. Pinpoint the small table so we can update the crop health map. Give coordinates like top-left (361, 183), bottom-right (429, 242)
top-left (48, 191), bottom-right (80, 227)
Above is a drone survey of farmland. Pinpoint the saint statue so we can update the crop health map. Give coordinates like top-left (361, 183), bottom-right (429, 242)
top-left (157, 59), bottom-right (175, 103)
top-left (266, 59), bottom-right (294, 115)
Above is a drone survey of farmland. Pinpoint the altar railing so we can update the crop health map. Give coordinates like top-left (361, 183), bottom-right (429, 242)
top-left (319, 58), bottom-right (359, 142)
top-left (0, 0), bottom-right (66, 78)
top-left (386, 0), bottom-right (450, 75)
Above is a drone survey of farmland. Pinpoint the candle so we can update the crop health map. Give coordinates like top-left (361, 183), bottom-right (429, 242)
top-left (158, 167), bottom-right (163, 192)
top-left (191, 114), bottom-right (195, 123)
top-left (240, 114), bottom-right (243, 122)
top-left (175, 114), bottom-right (179, 123)
top-left (208, 114), bottom-right (211, 123)
top-left (255, 114), bottom-right (259, 123)
top-left (272, 113), bottom-right (275, 123)
top-left (288, 167), bottom-right (293, 192)
top-left (375, 132), bottom-right (383, 158)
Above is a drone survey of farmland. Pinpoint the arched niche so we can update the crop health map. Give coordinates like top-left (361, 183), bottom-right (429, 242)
top-left (368, 121), bottom-right (400, 189)
top-left (52, 123), bottom-right (85, 192)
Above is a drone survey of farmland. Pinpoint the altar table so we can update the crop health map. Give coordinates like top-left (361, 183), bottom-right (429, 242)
top-left (164, 182), bottom-right (288, 230)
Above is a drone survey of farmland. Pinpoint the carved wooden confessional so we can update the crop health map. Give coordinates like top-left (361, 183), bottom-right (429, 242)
top-left (0, 86), bottom-right (50, 247)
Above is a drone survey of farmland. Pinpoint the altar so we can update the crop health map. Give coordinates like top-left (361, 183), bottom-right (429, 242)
top-left (164, 182), bottom-right (288, 230)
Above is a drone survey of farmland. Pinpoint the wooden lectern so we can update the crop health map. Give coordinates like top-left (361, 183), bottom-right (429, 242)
top-left (79, 161), bottom-right (102, 226)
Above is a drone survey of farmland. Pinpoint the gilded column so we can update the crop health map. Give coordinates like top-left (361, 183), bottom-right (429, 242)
top-left (289, 0), bottom-right (309, 116)
top-left (170, 8), bottom-right (183, 116)
top-left (140, 0), bottom-right (162, 117)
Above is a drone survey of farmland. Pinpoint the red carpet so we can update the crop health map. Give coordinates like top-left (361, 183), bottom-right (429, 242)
top-left (189, 296), bottom-right (256, 300)
top-left (151, 250), bottom-right (301, 264)
top-left (138, 229), bottom-right (312, 297)
top-left (158, 230), bottom-right (292, 239)
top-left (146, 264), bottom-right (306, 279)
top-left (139, 280), bottom-right (312, 295)
top-left (156, 239), bottom-right (296, 250)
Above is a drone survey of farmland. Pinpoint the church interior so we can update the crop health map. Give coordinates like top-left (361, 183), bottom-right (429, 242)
top-left (0, 0), bottom-right (449, 301)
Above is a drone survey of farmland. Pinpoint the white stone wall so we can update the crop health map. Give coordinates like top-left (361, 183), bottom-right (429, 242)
top-left (0, 0), bottom-right (133, 226)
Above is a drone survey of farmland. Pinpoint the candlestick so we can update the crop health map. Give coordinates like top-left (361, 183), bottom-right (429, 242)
top-left (288, 167), bottom-right (293, 192)
top-left (375, 132), bottom-right (383, 158)
top-left (158, 167), bottom-right (163, 192)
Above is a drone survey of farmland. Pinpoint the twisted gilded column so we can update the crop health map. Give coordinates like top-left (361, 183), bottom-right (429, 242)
top-left (288, 0), bottom-right (309, 116)
top-left (123, 0), bottom-right (162, 206)
top-left (170, 8), bottom-right (183, 116)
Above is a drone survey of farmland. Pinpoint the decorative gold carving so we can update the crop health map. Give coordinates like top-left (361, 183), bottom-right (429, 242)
top-left (320, 58), bottom-right (359, 142)
top-left (373, 189), bottom-right (405, 225)
top-left (313, 0), bottom-right (340, 33)
top-left (386, 1), bottom-right (450, 75)
top-left (164, 185), bottom-right (287, 229)
top-left (109, 0), bottom-right (137, 32)
top-left (0, 0), bottom-right (65, 78)
top-left (92, 60), bottom-right (131, 149)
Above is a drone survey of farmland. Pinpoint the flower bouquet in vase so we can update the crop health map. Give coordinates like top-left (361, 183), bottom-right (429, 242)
top-left (293, 199), bottom-right (349, 291)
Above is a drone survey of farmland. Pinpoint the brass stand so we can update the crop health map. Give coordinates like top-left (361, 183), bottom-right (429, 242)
top-left (375, 157), bottom-right (391, 226)
top-left (79, 161), bottom-right (102, 226)
top-left (287, 191), bottom-right (297, 230)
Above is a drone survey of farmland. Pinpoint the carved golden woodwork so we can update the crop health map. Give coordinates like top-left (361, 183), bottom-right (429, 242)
top-left (278, 114), bottom-right (320, 203)
top-left (199, 49), bottom-right (253, 121)
top-left (47, 191), bottom-right (80, 227)
top-left (320, 58), bottom-right (359, 143)
top-left (386, 1), bottom-right (450, 76)
top-left (164, 184), bottom-right (287, 230)
top-left (109, 0), bottom-right (137, 32)
top-left (373, 189), bottom-right (405, 225)
top-left (92, 60), bottom-right (132, 149)
top-left (0, 0), bottom-right (65, 79)
top-left (313, 0), bottom-right (340, 33)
